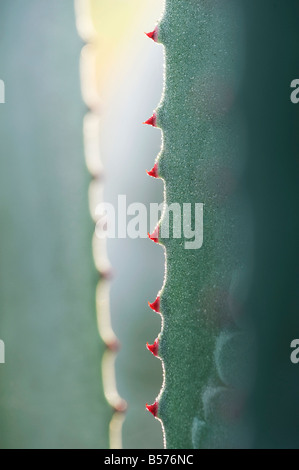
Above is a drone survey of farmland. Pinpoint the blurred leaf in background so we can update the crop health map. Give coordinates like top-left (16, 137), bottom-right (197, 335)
top-left (0, 0), bottom-right (111, 449)
top-left (0, 0), bottom-right (166, 450)
top-left (89, 0), bottom-right (165, 448)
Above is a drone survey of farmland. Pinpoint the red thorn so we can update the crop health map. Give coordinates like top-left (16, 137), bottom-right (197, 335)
top-left (114, 399), bottom-right (128, 413)
top-left (145, 26), bottom-right (158, 42)
top-left (100, 268), bottom-right (114, 281)
top-left (148, 295), bottom-right (160, 314)
top-left (106, 338), bottom-right (120, 352)
top-left (147, 338), bottom-right (159, 357)
top-left (143, 112), bottom-right (157, 127)
top-left (146, 401), bottom-right (159, 418)
top-left (148, 225), bottom-right (159, 244)
top-left (146, 162), bottom-right (159, 178)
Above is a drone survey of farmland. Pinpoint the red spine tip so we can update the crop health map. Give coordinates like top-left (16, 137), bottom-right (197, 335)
top-left (114, 399), bottom-right (128, 413)
top-left (146, 401), bottom-right (159, 418)
top-left (143, 112), bottom-right (157, 127)
top-left (106, 338), bottom-right (120, 352)
top-left (147, 338), bottom-right (159, 357)
top-left (148, 296), bottom-right (160, 313)
top-left (100, 268), bottom-right (114, 280)
top-left (145, 26), bottom-right (158, 42)
top-left (146, 162), bottom-right (159, 178)
top-left (148, 225), bottom-right (159, 243)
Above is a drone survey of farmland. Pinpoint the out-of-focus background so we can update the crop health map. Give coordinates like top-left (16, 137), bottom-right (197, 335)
top-left (89, 0), bottom-right (165, 448)
top-left (0, 0), bottom-right (165, 449)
